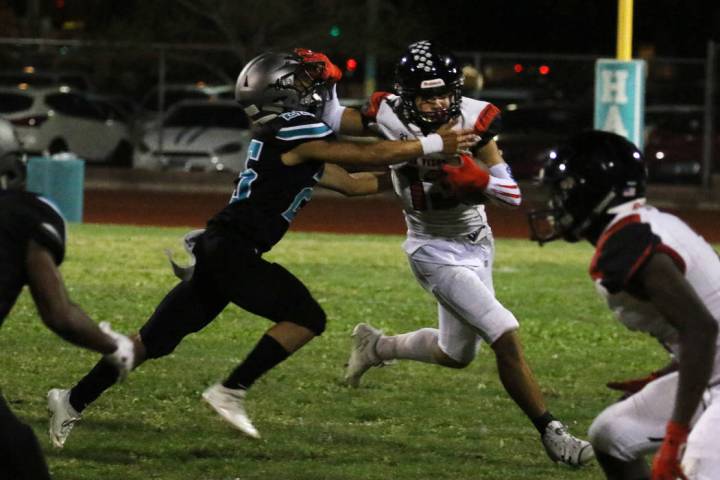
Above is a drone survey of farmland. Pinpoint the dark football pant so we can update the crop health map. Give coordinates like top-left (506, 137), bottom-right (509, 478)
top-left (70, 229), bottom-right (326, 412)
top-left (140, 230), bottom-right (326, 359)
top-left (0, 394), bottom-right (52, 480)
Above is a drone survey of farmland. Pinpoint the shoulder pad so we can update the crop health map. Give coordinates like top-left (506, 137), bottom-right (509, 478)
top-left (590, 217), bottom-right (659, 293)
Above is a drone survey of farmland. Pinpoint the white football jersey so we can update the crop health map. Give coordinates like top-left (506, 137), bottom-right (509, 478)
top-left (591, 200), bottom-right (720, 359)
top-left (374, 95), bottom-right (501, 238)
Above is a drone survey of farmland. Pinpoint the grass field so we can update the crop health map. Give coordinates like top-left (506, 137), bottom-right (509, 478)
top-left (1, 224), bottom-right (672, 480)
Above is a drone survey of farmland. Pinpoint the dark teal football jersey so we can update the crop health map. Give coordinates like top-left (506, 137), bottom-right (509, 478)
top-left (207, 111), bottom-right (334, 252)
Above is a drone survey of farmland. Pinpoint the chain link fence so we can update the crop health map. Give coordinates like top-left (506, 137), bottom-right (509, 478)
top-left (1, 38), bottom-right (717, 187)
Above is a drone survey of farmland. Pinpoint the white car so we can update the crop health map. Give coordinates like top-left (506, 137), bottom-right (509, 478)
top-left (0, 117), bottom-right (26, 188)
top-left (0, 85), bottom-right (133, 166)
top-left (134, 99), bottom-right (251, 173)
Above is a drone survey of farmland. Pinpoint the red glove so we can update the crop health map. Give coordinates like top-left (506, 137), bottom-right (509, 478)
top-left (651, 421), bottom-right (689, 480)
top-left (361, 91), bottom-right (392, 120)
top-left (442, 154), bottom-right (490, 191)
top-left (294, 48), bottom-right (342, 82)
top-left (607, 372), bottom-right (660, 395)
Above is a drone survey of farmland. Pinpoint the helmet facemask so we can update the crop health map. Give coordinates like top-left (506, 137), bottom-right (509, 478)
top-left (283, 61), bottom-right (329, 113)
top-left (398, 82), bottom-right (462, 130)
top-left (529, 177), bottom-right (617, 245)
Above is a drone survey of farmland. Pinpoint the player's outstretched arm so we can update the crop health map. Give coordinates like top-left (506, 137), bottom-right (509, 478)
top-left (637, 252), bottom-right (718, 479)
top-left (284, 120), bottom-right (477, 167)
top-left (25, 240), bottom-right (135, 376)
top-left (317, 163), bottom-right (390, 196)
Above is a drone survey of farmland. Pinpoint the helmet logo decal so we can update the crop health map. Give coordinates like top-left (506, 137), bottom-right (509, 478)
top-left (420, 79), bottom-right (445, 89)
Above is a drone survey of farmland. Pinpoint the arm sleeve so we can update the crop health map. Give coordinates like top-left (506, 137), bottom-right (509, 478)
top-left (319, 84), bottom-right (346, 133)
top-left (485, 163), bottom-right (521, 207)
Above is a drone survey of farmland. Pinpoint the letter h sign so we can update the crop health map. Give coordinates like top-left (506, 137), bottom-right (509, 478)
top-left (594, 59), bottom-right (646, 150)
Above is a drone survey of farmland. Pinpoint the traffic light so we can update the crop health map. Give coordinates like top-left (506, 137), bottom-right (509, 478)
top-left (345, 58), bottom-right (358, 73)
top-left (329, 25), bottom-right (341, 37)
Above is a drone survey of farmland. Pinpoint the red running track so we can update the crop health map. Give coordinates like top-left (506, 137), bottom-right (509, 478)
top-left (83, 189), bottom-right (720, 242)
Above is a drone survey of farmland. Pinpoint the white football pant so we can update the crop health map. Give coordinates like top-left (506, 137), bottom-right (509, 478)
top-left (407, 235), bottom-right (519, 364)
top-left (588, 371), bottom-right (720, 479)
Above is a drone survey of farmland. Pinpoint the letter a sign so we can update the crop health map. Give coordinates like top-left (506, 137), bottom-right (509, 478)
top-left (594, 59), bottom-right (646, 150)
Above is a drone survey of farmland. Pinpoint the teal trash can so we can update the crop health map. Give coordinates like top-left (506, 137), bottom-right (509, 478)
top-left (26, 154), bottom-right (85, 223)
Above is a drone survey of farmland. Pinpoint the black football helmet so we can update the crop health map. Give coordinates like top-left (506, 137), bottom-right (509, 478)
top-left (527, 130), bottom-right (647, 245)
top-left (235, 51), bottom-right (330, 122)
top-left (394, 40), bottom-right (463, 129)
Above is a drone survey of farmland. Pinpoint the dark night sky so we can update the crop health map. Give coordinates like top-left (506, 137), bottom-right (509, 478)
top-left (419, 0), bottom-right (719, 58)
top-left (3, 0), bottom-right (719, 58)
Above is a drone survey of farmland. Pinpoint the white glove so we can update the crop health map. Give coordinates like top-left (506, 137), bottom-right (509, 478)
top-left (99, 322), bottom-right (135, 381)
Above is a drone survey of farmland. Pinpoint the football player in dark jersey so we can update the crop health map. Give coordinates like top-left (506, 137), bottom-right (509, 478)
top-left (0, 153), bottom-right (134, 478)
top-left (47, 50), bottom-right (478, 445)
top-left (526, 130), bottom-right (719, 480)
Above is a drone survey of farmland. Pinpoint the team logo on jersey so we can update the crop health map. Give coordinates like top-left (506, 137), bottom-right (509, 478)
top-left (279, 111), bottom-right (315, 121)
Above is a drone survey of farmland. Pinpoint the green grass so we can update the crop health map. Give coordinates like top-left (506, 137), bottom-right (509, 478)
top-left (0, 224), bottom-right (672, 480)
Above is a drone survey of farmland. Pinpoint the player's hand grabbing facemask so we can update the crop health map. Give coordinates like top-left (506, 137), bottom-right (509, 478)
top-left (99, 322), bottom-right (135, 381)
top-left (294, 48), bottom-right (342, 83)
top-left (651, 421), bottom-right (689, 480)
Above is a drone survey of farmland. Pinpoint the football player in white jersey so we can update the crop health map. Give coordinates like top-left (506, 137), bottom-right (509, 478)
top-left (528, 130), bottom-right (720, 480)
top-left (312, 41), bottom-right (593, 467)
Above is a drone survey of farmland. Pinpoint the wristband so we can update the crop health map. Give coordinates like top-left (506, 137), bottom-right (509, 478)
top-left (419, 134), bottom-right (443, 155)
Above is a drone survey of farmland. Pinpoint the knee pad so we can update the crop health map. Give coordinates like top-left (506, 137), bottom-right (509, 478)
top-left (588, 409), bottom-right (634, 461)
top-left (288, 298), bottom-right (327, 336)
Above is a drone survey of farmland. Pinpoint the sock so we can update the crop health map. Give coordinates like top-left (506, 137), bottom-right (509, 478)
top-left (532, 411), bottom-right (556, 434)
top-left (69, 358), bottom-right (120, 413)
top-left (375, 328), bottom-right (440, 364)
top-left (223, 335), bottom-right (290, 390)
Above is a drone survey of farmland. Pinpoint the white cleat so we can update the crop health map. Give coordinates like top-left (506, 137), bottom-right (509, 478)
top-left (202, 383), bottom-right (260, 439)
top-left (344, 323), bottom-right (384, 388)
top-left (47, 388), bottom-right (81, 449)
top-left (541, 420), bottom-right (594, 467)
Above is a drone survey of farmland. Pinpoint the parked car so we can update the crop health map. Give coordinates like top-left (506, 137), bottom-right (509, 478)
top-left (495, 103), bottom-right (592, 179)
top-left (0, 85), bottom-right (133, 166)
top-left (0, 117), bottom-right (26, 188)
top-left (134, 99), bottom-right (250, 173)
top-left (644, 105), bottom-right (719, 183)
top-left (0, 69), bottom-right (94, 91)
top-left (137, 83), bottom-right (234, 128)
top-left (0, 116), bottom-right (22, 153)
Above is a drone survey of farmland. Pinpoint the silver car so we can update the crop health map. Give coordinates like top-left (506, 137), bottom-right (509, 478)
top-left (134, 99), bottom-right (251, 173)
top-left (0, 85), bottom-right (133, 166)
top-left (0, 117), bottom-right (25, 188)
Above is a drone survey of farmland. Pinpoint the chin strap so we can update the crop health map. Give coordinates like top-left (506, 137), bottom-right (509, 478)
top-left (570, 190), bottom-right (617, 240)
